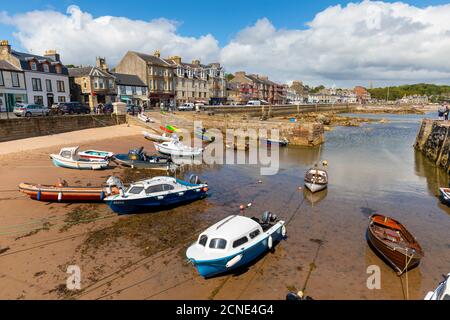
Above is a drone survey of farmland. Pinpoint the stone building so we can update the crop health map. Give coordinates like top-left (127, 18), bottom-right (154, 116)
top-left (68, 57), bottom-right (117, 109)
top-left (0, 60), bottom-right (27, 112)
top-left (114, 50), bottom-right (175, 107)
top-left (0, 40), bottom-right (70, 108)
top-left (354, 86), bottom-right (371, 103)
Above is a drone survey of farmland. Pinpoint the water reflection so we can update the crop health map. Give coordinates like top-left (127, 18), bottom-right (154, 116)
top-left (414, 150), bottom-right (449, 196)
top-left (303, 188), bottom-right (328, 206)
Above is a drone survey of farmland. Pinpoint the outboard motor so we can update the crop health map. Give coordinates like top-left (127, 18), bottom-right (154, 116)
top-left (262, 211), bottom-right (277, 224)
top-left (106, 176), bottom-right (125, 195)
top-left (189, 174), bottom-right (202, 185)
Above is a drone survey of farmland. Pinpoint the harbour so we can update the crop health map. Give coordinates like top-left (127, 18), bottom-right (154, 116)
top-left (0, 110), bottom-right (448, 300)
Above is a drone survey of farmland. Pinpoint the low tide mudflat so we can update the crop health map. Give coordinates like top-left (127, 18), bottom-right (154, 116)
top-left (0, 114), bottom-right (449, 300)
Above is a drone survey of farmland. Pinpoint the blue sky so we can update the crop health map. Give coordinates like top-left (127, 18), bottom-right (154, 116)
top-left (1, 0), bottom-right (448, 48)
top-left (2, 0), bottom-right (450, 86)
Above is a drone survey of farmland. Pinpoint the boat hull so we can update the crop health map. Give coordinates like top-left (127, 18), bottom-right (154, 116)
top-left (304, 182), bottom-right (327, 193)
top-left (155, 144), bottom-right (202, 157)
top-left (114, 155), bottom-right (172, 170)
top-left (105, 188), bottom-right (207, 214)
top-left (51, 156), bottom-right (108, 170)
top-left (189, 225), bottom-right (285, 278)
top-left (439, 188), bottom-right (450, 205)
top-left (19, 183), bottom-right (112, 202)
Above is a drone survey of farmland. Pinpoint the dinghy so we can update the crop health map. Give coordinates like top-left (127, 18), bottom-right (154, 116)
top-left (439, 188), bottom-right (450, 206)
top-left (78, 149), bottom-right (114, 160)
top-left (367, 214), bottom-right (424, 275)
top-left (260, 137), bottom-right (289, 147)
top-left (104, 175), bottom-right (208, 214)
top-left (18, 177), bottom-right (121, 202)
top-left (304, 167), bottom-right (328, 193)
top-left (142, 130), bottom-right (175, 142)
top-left (137, 113), bottom-right (154, 123)
top-left (114, 147), bottom-right (175, 170)
top-left (50, 147), bottom-right (109, 170)
top-left (155, 140), bottom-right (203, 157)
top-left (194, 128), bottom-right (215, 142)
top-left (424, 273), bottom-right (450, 300)
top-left (160, 126), bottom-right (174, 134)
top-left (166, 125), bottom-right (179, 132)
top-left (186, 211), bottom-right (286, 278)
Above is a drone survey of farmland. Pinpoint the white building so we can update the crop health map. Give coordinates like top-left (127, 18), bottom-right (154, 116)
top-left (0, 60), bottom-right (27, 112)
top-left (111, 72), bottom-right (148, 106)
top-left (0, 41), bottom-right (70, 107)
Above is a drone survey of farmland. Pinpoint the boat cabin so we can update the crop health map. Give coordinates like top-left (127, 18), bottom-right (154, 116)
top-left (59, 146), bottom-right (82, 160)
top-left (195, 215), bottom-right (265, 253)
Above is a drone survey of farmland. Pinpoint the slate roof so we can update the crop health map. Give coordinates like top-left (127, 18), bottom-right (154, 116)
top-left (68, 67), bottom-right (93, 77)
top-left (11, 50), bottom-right (69, 75)
top-left (132, 51), bottom-right (172, 67)
top-left (111, 72), bottom-right (146, 87)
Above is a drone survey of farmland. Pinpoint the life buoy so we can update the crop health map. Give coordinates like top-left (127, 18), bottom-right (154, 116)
top-left (267, 235), bottom-right (273, 249)
top-left (58, 191), bottom-right (62, 202)
top-left (281, 225), bottom-right (287, 237)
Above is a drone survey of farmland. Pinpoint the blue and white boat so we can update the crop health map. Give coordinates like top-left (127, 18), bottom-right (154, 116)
top-left (186, 212), bottom-right (286, 278)
top-left (50, 147), bottom-right (109, 170)
top-left (104, 175), bottom-right (208, 215)
top-left (439, 188), bottom-right (450, 206)
top-left (424, 273), bottom-right (449, 300)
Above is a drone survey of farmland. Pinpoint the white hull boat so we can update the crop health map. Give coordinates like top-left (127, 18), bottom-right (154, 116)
top-left (304, 168), bottom-right (328, 193)
top-left (142, 131), bottom-right (175, 142)
top-left (50, 147), bottom-right (109, 170)
top-left (138, 113), bottom-right (154, 123)
top-left (155, 140), bottom-right (203, 157)
top-left (424, 273), bottom-right (450, 300)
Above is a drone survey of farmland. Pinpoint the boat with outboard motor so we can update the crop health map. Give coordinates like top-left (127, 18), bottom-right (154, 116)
top-left (78, 149), bottom-right (114, 160)
top-left (304, 167), bottom-right (328, 193)
top-left (186, 212), bottom-right (286, 278)
top-left (104, 175), bottom-right (208, 214)
top-left (114, 147), bottom-right (175, 170)
top-left (142, 130), bottom-right (176, 143)
top-left (424, 273), bottom-right (450, 300)
top-left (154, 140), bottom-right (203, 157)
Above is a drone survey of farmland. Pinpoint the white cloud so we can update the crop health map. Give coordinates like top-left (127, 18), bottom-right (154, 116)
top-left (220, 0), bottom-right (450, 86)
top-left (1, 5), bottom-right (220, 67)
top-left (3, 1), bottom-right (450, 86)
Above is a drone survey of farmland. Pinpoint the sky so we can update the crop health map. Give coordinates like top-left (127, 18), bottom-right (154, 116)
top-left (1, 0), bottom-right (450, 88)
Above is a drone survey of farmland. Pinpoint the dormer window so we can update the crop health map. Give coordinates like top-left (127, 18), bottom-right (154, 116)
top-left (43, 63), bottom-right (49, 73)
top-left (55, 65), bottom-right (62, 74)
top-left (31, 62), bottom-right (37, 71)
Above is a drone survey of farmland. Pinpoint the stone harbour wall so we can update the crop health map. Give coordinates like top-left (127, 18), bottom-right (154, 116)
top-left (0, 114), bottom-right (126, 142)
top-left (414, 119), bottom-right (450, 172)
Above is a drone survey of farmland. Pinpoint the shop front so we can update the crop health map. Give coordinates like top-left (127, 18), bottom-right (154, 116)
top-left (0, 92), bottom-right (27, 112)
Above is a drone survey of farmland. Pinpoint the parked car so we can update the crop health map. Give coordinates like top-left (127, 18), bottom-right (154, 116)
top-left (55, 102), bottom-right (91, 115)
top-left (102, 103), bottom-right (114, 114)
top-left (178, 103), bottom-right (195, 111)
top-left (14, 104), bottom-right (50, 117)
top-left (126, 104), bottom-right (141, 115)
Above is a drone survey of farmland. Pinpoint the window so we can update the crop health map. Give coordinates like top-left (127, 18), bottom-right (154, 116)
top-left (108, 80), bottom-right (114, 89)
top-left (142, 87), bottom-right (147, 95)
top-left (55, 65), bottom-right (62, 74)
top-left (232, 236), bottom-right (249, 248)
top-left (120, 85), bottom-right (126, 93)
top-left (249, 230), bottom-right (261, 239)
top-left (127, 186), bottom-right (144, 194)
top-left (131, 86), bottom-right (137, 95)
top-left (43, 64), bottom-right (49, 73)
top-left (145, 184), bottom-right (164, 194)
top-left (12, 72), bottom-right (20, 87)
top-left (57, 81), bottom-right (65, 92)
top-left (46, 79), bottom-right (52, 92)
top-left (30, 62), bottom-right (37, 71)
top-left (34, 96), bottom-right (43, 105)
top-left (58, 96), bottom-right (66, 103)
top-left (209, 238), bottom-right (227, 249)
top-left (198, 235), bottom-right (208, 247)
top-left (0, 71), bottom-right (3, 86)
top-left (32, 78), bottom-right (42, 91)
top-left (61, 150), bottom-right (72, 159)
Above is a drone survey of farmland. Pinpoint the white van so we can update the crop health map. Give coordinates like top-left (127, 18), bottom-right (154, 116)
top-left (246, 100), bottom-right (261, 106)
top-left (178, 103), bottom-right (195, 111)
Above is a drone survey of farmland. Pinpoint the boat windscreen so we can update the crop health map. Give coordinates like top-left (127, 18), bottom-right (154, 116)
top-left (209, 238), bottom-right (227, 249)
top-left (127, 185), bottom-right (144, 195)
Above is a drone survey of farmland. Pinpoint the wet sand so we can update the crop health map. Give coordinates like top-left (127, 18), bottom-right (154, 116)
top-left (0, 117), bottom-right (449, 300)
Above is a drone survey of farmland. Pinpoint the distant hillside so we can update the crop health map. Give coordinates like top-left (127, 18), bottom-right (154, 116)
top-left (368, 83), bottom-right (450, 102)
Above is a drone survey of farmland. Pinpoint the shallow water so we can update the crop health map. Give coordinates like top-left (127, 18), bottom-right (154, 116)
top-left (176, 112), bottom-right (450, 299)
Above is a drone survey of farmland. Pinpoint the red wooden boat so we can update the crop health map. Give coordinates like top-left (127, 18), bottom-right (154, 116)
top-left (18, 179), bottom-right (119, 202)
top-left (367, 214), bottom-right (424, 275)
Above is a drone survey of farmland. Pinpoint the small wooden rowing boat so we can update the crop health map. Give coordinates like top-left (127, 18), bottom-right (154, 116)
top-left (304, 167), bottom-right (328, 193)
top-left (78, 149), bottom-right (114, 160)
top-left (18, 179), bottom-right (119, 202)
top-left (367, 214), bottom-right (424, 275)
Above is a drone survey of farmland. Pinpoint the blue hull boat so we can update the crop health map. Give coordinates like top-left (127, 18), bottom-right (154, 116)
top-left (104, 176), bottom-right (208, 215)
top-left (186, 212), bottom-right (286, 278)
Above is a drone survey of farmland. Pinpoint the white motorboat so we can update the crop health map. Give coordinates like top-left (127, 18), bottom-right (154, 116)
top-left (424, 273), bottom-right (450, 300)
top-left (138, 113), bottom-right (154, 123)
top-left (304, 167), bottom-right (328, 193)
top-left (142, 130), bottom-right (175, 142)
top-left (186, 212), bottom-right (286, 278)
top-left (50, 147), bottom-right (109, 170)
top-left (154, 140), bottom-right (203, 157)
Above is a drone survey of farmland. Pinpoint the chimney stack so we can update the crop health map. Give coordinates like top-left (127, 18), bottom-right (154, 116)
top-left (192, 59), bottom-right (200, 66)
top-left (154, 50), bottom-right (161, 58)
top-left (0, 40), bottom-right (11, 59)
top-left (235, 71), bottom-right (246, 77)
top-left (169, 56), bottom-right (182, 64)
top-left (96, 57), bottom-right (108, 72)
top-left (44, 49), bottom-right (60, 62)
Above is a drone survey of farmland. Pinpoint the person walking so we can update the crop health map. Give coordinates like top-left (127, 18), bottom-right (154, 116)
top-left (438, 103), bottom-right (446, 120)
top-left (445, 103), bottom-right (449, 121)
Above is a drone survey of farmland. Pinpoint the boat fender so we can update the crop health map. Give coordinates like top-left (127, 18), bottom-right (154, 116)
top-left (268, 236), bottom-right (273, 249)
top-left (226, 254), bottom-right (243, 268)
top-left (281, 225), bottom-right (287, 237)
top-left (157, 196), bottom-right (164, 200)
top-left (37, 190), bottom-right (41, 201)
top-left (58, 192), bottom-right (62, 202)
